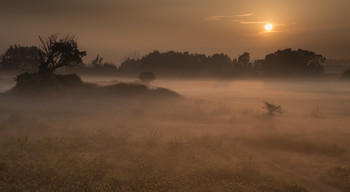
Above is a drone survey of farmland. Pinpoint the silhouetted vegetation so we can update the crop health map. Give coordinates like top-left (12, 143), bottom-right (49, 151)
top-left (237, 52), bottom-right (252, 73)
top-left (324, 59), bottom-right (350, 74)
top-left (13, 73), bottom-right (85, 91)
top-left (74, 55), bottom-right (118, 75)
top-left (10, 34), bottom-right (87, 93)
top-left (37, 34), bottom-right (86, 76)
top-left (118, 50), bottom-right (240, 78)
top-left (117, 49), bottom-right (328, 78)
top-left (262, 48), bottom-right (325, 76)
top-left (0, 45), bottom-right (42, 73)
top-left (4, 35), bottom-right (179, 99)
top-left (138, 71), bottom-right (156, 84)
top-left (1, 43), bottom-right (332, 79)
top-left (263, 102), bottom-right (283, 117)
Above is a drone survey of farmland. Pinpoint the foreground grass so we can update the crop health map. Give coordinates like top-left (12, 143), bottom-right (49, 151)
top-left (1, 97), bottom-right (349, 192)
top-left (0, 132), bottom-right (311, 192)
top-left (322, 165), bottom-right (350, 191)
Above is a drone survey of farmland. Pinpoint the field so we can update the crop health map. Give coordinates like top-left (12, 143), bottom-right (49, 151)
top-left (1, 76), bottom-right (350, 191)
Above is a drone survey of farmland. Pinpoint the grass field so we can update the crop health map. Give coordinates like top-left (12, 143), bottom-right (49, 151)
top-left (1, 78), bottom-right (350, 191)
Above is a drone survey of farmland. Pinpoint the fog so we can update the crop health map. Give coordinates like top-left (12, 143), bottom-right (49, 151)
top-left (1, 75), bottom-right (349, 191)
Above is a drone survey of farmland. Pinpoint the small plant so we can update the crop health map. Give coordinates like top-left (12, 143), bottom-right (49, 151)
top-left (263, 101), bottom-right (282, 116)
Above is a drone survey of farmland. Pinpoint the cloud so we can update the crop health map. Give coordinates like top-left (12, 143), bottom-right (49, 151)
top-left (206, 14), bottom-right (292, 27)
top-left (206, 14), bottom-right (270, 26)
top-left (240, 21), bottom-right (266, 24)
top-left (235, 14), bottom-right (254, 17)
top-left (206, 14), bottom-right (253, 21)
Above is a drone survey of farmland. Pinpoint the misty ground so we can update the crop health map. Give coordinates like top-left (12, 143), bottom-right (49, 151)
top-left (0, 75), bottom-right (350, 191)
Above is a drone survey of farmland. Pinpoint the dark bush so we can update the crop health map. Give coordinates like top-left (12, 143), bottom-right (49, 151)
top-left (151, 87), bottom-right (181, 98)
top-left (13, 73), bottom-right (84, 92)
top-left (138, 71), bottom-right (156, 83)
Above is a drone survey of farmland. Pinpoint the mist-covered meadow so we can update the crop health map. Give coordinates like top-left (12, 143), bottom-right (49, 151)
top-left (0, 75), bottom-right (349, 192)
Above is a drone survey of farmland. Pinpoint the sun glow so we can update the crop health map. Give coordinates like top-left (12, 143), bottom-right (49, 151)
top-left (265, 24), bottom-right (273, 31)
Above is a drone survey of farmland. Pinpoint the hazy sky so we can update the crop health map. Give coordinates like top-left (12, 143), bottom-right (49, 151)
top-left (1, 0), bottom-right (349, 64)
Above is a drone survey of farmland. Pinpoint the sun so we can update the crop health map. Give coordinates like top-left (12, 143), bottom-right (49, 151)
top-left (265, 24), bottom-right (273, 31)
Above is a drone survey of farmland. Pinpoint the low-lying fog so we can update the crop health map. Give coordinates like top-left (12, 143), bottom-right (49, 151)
top-left (82, 75), bottom-right (350, 116)
top-left (1, 75), bottom-right (349, 191)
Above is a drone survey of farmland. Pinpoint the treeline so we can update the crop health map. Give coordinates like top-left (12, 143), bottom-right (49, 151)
top-left (0, 43), bottom-right (331, 78)
top-left (119, 51), bottom-right (248, 78)
top-left (118, 49), bottom-right (325, 78)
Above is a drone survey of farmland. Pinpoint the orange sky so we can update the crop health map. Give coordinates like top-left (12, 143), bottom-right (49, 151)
top-left (1, 0), bottom-right (349, 64)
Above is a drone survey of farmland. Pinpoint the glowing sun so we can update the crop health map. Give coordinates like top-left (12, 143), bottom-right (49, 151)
top-left (265, 24), bottom-right (273, 31)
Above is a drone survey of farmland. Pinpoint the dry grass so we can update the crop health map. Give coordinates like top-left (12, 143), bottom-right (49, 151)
top-left (1, 79), bottom-right (350, 191)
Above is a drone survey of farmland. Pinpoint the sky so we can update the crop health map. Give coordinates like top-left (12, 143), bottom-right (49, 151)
top-left (1, 0), bottom-right (350, 64)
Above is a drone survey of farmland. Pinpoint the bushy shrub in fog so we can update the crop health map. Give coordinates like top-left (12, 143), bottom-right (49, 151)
top-left (14, 73), bottom-right (84, 91)
top-left (263, 101), bottom-right (283, 116)
top-left (138, 71), bottom-right (156, 84)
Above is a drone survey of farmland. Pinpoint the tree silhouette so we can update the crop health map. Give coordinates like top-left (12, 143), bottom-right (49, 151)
top-left (12, 34), bottom-right (86, 90)
top-left (236, 52), bottom-right (253, 74)
top-left (118, 50), bottom-right (236, 77)
top-left (0, 45), bottom-right (42, 72)
top-left (37, 34), bottom-right (86, 76)
top-left (238, 52), bottom-right (251, 68)
top-left (91, 55), bottom-right (104, 67)
top-left (262, 48), bottom-right (325, 76)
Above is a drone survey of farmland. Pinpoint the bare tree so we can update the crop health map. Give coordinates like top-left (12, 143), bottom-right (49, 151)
top-left (37, 34), bottom-right (86, 75)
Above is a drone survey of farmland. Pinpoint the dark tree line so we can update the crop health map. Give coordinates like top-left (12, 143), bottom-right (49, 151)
top-left (73, 55), bottom-right (118, 75)
top-left (118, 49), bottom-right (325, 78)
top-left (1, 38), bottom-right (328, 78)
top-left (262, 48), bottom-right (325, 76)
top-left (0, 35), bottom-right (86, 76)
top-left (118, 51), bottom-right (251, 78)
top-left (0, 45), bottom-right (42, 72)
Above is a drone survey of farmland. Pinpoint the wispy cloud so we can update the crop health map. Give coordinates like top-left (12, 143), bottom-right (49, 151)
top-left (240, 21), bottom-right (266, 24)
top-left (235, 14), bottom-right (254, 17)
top-left (206, 14), bottom-right (271, 26)
top-left (206, 14), bottom-right (253, 21)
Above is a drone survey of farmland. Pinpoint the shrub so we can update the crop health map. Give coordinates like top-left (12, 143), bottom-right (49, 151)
top-left (138, 72), bottom-right (156, 84)
top-left (13, 73), bottom-right (84, 92)
top-left (263, 101), bottom-right (282, 116)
